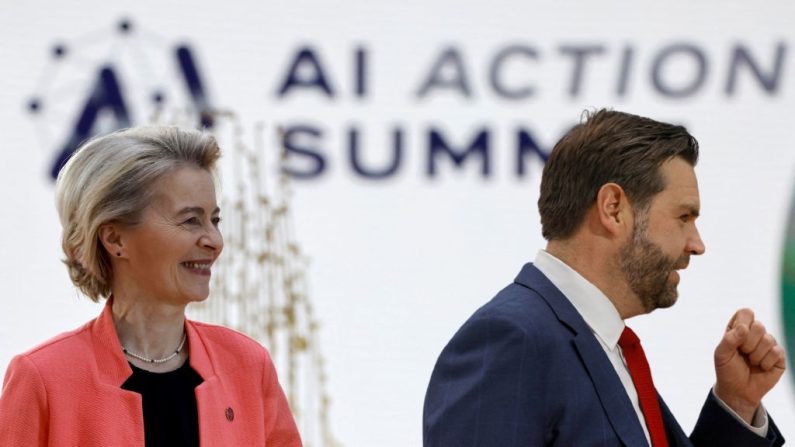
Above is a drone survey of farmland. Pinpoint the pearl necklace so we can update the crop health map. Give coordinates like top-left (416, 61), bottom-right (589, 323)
top-left (122, 332), bottom-right (187, 364)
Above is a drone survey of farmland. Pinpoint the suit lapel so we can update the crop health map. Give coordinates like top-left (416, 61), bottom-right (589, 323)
top-left (515, 264), bottom-right (650, 447)
top-left (659, 395), bottom-right (692, 447)
top-left (572, 333), bottom-right (650, 446)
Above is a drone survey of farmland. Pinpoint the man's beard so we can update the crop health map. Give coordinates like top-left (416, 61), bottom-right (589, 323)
top-left (618, 213), bottom-right (689, 313)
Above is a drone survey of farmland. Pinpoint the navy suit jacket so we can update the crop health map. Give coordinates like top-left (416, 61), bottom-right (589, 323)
top-left (423, 263), bottom-right (784, 446)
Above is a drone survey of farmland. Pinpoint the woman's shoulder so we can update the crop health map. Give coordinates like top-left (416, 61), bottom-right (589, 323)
top-left (4, 319), bottom-right (97, 385)
top-left (15, 320), bottom-right (95, 366)
top-left (188, 320), bottom-right (272, 362)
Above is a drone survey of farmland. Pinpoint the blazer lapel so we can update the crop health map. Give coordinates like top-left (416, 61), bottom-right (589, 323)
top-left (88, 299), bottom-right (146, 445)
top-left (194, 376), bottom-right (229, 446)
top-left (515, 264), bottom-right (650, 447)
top-left (572, 333), bottom-right (650, 446)
top-left (659, 395), bottom-right (692, 447)
top-left (186, 320), bottom-right (236, 446)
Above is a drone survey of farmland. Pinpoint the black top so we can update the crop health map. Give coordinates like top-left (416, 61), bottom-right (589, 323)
top-left (121, 360), bottom-right (204, 447)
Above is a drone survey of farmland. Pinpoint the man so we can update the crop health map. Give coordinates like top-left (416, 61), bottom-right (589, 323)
top-left (423, 110), bottom-right (786, 446)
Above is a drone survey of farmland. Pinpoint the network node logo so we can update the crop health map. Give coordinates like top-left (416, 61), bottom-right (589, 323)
top-left (26, 18), bottom-right (213, 179)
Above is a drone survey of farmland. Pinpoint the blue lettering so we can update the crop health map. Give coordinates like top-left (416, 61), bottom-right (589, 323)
top-left (281, 125), bottom-right (327, 179)
top-left (516, 129), bottom-right (550, 177)
top-left (652, 44), bottom-right (707, 98)
top-left (427, 128), bottom-right (490, 177)
top-left (50, 66), bottom-right (130, 179)
top-left (355, 46), bottom-right (368, 98)
top-left (277, 47), bottom-right (335, 98)
top-left (348, 127), bottom-right (402, 179)
top-left (176, 45), bottom-right (214, 128)
top-left (616, 46), bottom-right (634, 97)
top-left (416, 47), bottom-right (473, 98)
top-left (489, 45), bottom-right (539, 99)
top-left (559, 44), bottom-right (606, 97)
top-left (726, 42), bottom-right (786, 95)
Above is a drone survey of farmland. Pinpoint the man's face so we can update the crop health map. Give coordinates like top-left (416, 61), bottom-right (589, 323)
top-left (618, 157), bottom-right (705, 313)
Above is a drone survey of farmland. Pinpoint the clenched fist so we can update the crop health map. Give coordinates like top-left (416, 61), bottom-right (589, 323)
top-left (713, 308), bottom-right (787, 424)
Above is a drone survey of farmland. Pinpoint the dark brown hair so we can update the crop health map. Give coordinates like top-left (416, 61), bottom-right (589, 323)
top-left (538, 109), bottom-right (699, 240)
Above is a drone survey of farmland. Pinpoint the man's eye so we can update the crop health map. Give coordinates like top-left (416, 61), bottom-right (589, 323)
top-left (183, 217), bottom-right (201, 225)
top-left (212, 217), bottom-right (222, 226)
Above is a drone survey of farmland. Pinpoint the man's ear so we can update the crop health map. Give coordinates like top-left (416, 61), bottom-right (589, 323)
top-left (595, 183), bottom-right (632, 237)
top-left (98, 223), bottom-right (125, 258)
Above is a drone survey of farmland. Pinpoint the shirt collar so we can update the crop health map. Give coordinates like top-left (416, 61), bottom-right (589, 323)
top-left (534, 249), bottom-right (625, 350)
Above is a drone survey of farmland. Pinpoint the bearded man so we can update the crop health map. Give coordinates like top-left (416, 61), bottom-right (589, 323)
top-left (423, 109), bottom-right (786, 446)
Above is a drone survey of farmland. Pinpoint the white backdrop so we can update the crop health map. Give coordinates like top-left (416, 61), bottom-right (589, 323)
top-left (1, 1), bottom-right (793, 445)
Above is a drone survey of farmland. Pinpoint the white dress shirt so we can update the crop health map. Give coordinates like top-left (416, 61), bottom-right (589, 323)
top-left (533, 249), bottom-right (768, 443)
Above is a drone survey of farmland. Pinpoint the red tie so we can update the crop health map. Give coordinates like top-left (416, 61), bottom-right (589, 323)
top-left (618, 326), bottom-right (669, 447)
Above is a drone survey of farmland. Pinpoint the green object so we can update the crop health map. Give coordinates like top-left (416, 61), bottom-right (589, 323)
top-left (781, 185), bottom-right (795, 386)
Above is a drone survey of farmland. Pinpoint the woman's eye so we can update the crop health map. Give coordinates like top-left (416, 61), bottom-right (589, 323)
top-left (183, 217), bottom-right (201, 225)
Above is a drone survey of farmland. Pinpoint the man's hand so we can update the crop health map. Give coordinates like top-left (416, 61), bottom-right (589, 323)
top-left (713, 308), bottom-right (786, 424)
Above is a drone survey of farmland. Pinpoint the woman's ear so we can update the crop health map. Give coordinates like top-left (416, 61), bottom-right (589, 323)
top-left (98, 223), bottom-right (125, 258)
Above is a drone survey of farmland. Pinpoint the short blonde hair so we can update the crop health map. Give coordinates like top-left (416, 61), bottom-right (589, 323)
top-left (55, 126), bottom-right (221, 301)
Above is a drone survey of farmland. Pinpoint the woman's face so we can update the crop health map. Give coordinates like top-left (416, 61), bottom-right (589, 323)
top-left (117, 166), bottom-right (223, 306)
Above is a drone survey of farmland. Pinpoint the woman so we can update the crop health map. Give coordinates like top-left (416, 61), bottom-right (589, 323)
top-left (0, 126), bottom-right (302, 446)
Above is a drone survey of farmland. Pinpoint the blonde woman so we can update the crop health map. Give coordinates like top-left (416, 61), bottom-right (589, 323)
top-left (0, 126), bottom-right (302, 446)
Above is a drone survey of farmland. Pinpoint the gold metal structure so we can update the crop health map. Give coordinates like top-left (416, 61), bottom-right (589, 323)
top-left (186, 114), bottom-right (340, 447)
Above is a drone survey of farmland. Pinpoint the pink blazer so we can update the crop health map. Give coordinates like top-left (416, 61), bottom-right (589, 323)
top-left (0, 301), bottom-right (302, 446)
